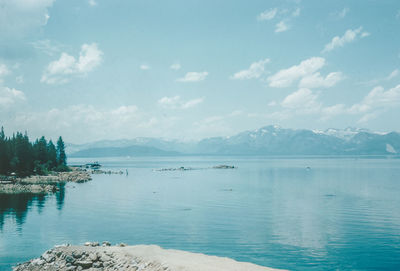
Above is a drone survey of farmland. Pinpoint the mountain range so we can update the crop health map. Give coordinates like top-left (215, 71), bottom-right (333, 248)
top-left (68, 125), bottom-right (400, 157)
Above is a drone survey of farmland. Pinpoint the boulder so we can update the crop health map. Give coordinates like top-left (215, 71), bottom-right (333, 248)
top-left (75, 260), bottom-right (93, 269)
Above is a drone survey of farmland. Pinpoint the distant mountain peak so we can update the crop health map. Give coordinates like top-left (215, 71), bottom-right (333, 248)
top-left (68, 125), bottom-right (400, 157)
top-left (312, 127), bottom-right (380, 140)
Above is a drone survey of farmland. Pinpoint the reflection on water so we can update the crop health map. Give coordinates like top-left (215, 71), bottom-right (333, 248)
top-left (0, 183), bottom-right (65, 230)
top-left (0, 157), bottom-right (400, 270)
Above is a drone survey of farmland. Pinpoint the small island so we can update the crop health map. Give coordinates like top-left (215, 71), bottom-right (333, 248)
top-left (0, 128), bottom-right (91, 194)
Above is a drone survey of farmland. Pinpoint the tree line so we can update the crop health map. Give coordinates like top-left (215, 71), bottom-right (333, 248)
top-left (0, 127), bottom-right (68, 176)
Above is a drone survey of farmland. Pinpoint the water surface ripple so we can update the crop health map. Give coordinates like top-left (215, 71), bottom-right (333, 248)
top-left (1, 157), bottom-right (400, 270)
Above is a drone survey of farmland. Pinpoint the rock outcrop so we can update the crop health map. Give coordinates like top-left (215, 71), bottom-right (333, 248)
top-left (13, 243), bottom-right (282, 271)
top-left (0, 167), bottom-right (91, 194)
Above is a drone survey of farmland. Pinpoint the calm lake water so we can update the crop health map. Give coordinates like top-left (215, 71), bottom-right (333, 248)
top-left (1, 156), bottom-right (400, 270)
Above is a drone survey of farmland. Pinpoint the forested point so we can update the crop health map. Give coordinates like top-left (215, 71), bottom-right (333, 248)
top-left (0, 127), bottom-right (68, 177)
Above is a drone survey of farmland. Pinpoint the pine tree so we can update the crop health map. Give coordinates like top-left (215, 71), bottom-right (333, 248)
top-left (0, 127), bottom-right (68, 176)
top-left (47, 140), bottom-right (57, 170)
top-left (56, 136), bottom-right (67, 171)
top-left (0, 127), bottom-right (9, 174)
top-left (35, 136), bottom-right (48, 164)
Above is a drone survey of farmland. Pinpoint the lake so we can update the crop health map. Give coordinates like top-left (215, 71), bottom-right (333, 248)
top-left (1, 156), bottom-right (400, 270)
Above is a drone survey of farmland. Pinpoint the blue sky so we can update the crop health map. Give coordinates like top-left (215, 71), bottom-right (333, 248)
top-left (0, 0), bottom-right (399, 143)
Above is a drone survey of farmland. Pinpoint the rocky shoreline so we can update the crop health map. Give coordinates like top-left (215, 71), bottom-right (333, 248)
top-left (13, 243), bottom-right (282, 271)
top-left (0, 167), bottom-right (91, 194)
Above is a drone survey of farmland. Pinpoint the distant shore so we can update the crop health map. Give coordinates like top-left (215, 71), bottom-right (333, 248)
top-left (0, 167), bottom-right (91, 194)
top-left (13, 243), bottom-right (283, 271)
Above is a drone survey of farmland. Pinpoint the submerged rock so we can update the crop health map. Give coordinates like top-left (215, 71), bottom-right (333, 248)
top-left (213, 165), bottom-right (235, 169)
top-left (102, 241), bottom-right (111, 247)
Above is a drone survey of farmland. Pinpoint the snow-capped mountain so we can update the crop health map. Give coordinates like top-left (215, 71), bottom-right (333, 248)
top-left (313, 127), bottom-right (376, 140)
top-left (68, 125), bottom-right (400, 157)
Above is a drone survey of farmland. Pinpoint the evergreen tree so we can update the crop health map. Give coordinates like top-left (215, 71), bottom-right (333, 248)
top-left (47, 140), bottom-right (57, 170)
top-left (14, 132), bottom-right (34, 176)
top-left (0, 127), bottom-right (68, 176)
top-left (56, 136), bottom-right (67, 170)
top-left (0, 127), bottom-right (9, 174)
top-left (35, 136), bottom-right (48, 164)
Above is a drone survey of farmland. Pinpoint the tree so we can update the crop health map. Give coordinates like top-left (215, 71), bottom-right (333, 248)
top-left (47, 140), bottom-right (57, 170)
top-left (0, 127), bottom-right (68, 176)
top-left (35, 136), bottom-right (48, 164)
top-left (56, 136), bottom-right (67, 170)
top-left (13, 132), bottom-right (34, 176)
top-left (0, 127), bottom-right (9, 174)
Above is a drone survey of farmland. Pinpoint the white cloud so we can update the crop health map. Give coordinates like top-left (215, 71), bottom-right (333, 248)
top-left (159, 96), bottom-right (204, 109)
top-left (0, 0), bottom-right (55, 38)
top-left (361, 32), bottom-right (370, 38)
top-left (292, 8), bottom-right (301, 17)
top-left (256, 83), bottom-right (400, 124)
top-left (275, 21), bottom-right (289, 33)
top-left (176, 72), bottom-right (208, 82)
top-left (267, 57), bottom-right (325, 88)
top-left (322, 27), bottom-right (368, 53)
top-left (349, 85), bottom-right (400, 114)
top-left (360, 69), bottom-right (399, 86)
top-left (41, 43), bottom-right (103, 84)
top-left (270, 89), bottom-right (341, 121)
top-left (299, 72), bottom-right (344, 88)
top-left (257, 8), bottom-right (278, 21)
top-left (31, 39), bottom-right (63, 56)
top-left (0, 64), bottom-right (10, 84)
top-left (0, 64), bottom-right (10, 77)
top-left (338, 8), bottom-right (349, 18)
top-left (321, 104), bottom-right (346, 118)
top-left (358, 112), bottom-right (378, 123)
top-left (88, 0), bottom-right (97, 6)
top-left (387, 69), bottom-right (399, 80)
top-left (258, 7), bottom-right (299, 33)
top-left (193, 110), bottom-right (244, 138)
top-left (281, 88), bottom-right (321, 113)
top-left (0, 86), bottom-right (26, 108)
top-left (76, 43), bottom-right (103, 72)
top-left (158, 96), bottom-right (204, 109)
top-left (6, 104), bottom-right (164, 143)
top-left (229, 110), bottom-right (243, 117)
top-left (181, 98), bottom-right (204, 109)
top-left (158, 96), bottom-right (181, 108)
top-left (231, 59), bottom-right (270, 80)
top-left (170, 63), bottom-right (181, 70)
top-left (140, 64), bottom-right (150, 70)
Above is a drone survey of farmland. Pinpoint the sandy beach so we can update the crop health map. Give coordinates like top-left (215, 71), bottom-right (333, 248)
top-left (13, 243), bottom-right (284, 271)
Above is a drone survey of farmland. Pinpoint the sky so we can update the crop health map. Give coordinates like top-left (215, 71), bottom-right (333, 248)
top-left (0, 0), bottom-right (400, 144)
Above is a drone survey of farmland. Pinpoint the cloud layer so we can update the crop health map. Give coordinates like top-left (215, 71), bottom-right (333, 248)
top-left (0, 0), bottom-right (55, 38)
top-left (0, 86), bottom-right (26, 108)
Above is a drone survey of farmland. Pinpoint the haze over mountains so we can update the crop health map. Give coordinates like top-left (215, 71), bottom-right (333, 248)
top-left (68, 125), bottom-right (400, 157)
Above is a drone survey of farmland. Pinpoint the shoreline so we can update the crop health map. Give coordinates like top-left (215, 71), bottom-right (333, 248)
top-left (0, 167), bottom-right (91, 194)
top-left (13, 243), bottom-right (283, 271)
